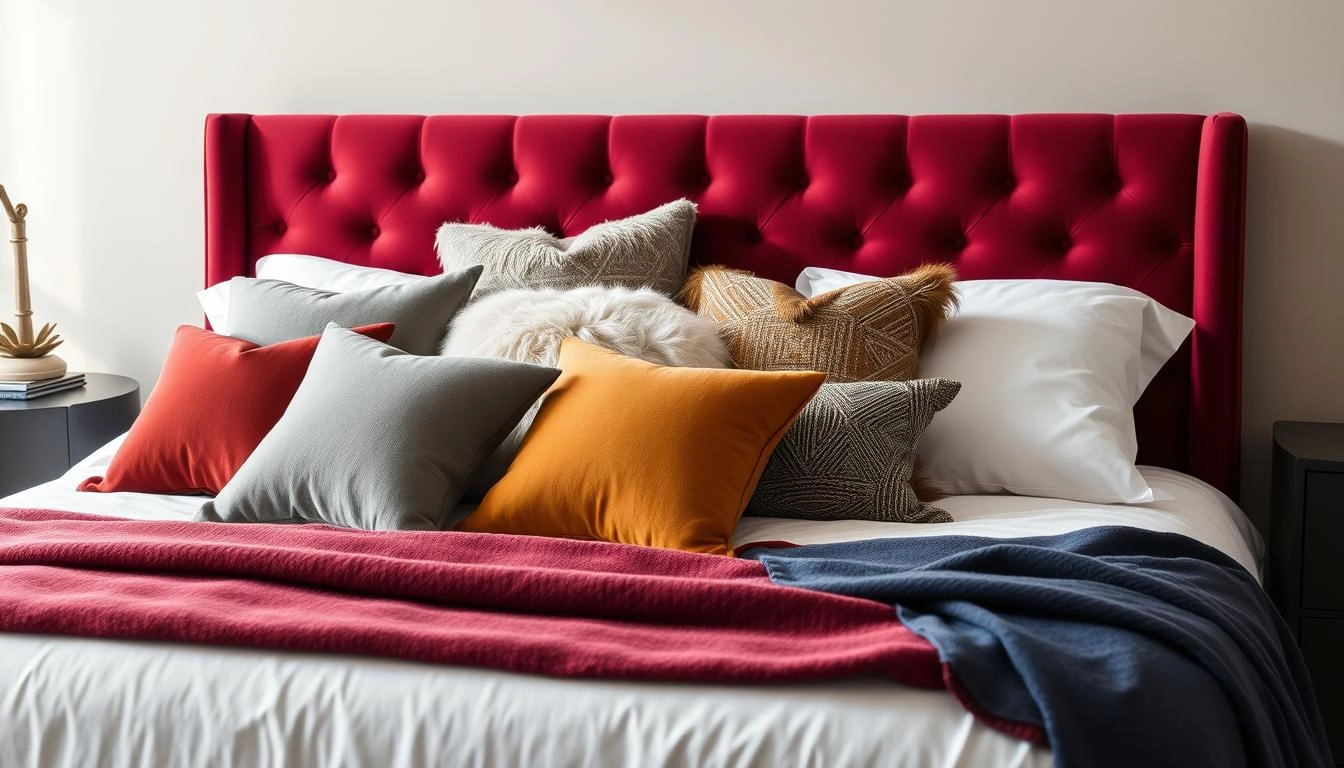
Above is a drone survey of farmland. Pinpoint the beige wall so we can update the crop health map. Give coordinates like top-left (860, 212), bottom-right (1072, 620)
top-left (1, 0), bottom-right (1341, 529)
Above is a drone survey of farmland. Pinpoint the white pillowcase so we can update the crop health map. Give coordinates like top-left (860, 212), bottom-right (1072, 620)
top-left (796, 267), bottom-right (1195, 504)
top-left (197, 255), bottom-right (424, 333)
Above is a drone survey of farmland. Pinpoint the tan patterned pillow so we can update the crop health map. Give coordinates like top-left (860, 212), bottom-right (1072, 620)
top-left (682, 263), bottom-right (958, 382)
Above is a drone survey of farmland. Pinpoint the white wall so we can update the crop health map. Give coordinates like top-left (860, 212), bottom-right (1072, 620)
top-left (1, 0), bottom-right (1341, 529)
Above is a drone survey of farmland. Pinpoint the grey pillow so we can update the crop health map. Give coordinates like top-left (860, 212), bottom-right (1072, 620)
top-left (197, 324), bottom-right (559, 531)
top-left (226, 266), bottom-right (482, 355)
top-left (435, 200), bottom-right (695, 298)
top-left (747, 379), bottom-right (962, 523)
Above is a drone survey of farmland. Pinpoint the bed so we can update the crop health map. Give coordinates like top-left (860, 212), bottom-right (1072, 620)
top-left (0, 112), bottom-right (1302, 768)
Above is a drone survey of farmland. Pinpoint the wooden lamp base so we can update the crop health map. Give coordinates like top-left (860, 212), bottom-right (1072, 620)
top-left (0, 354), bottom-right (66, 382)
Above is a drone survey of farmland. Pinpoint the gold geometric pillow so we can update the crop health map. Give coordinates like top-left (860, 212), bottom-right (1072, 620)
top-left (681, 263), bottom-right (958, 383)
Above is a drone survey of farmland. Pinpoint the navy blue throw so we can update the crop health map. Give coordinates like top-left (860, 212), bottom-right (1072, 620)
top-left (745, 526), bottom-right (1331, 768)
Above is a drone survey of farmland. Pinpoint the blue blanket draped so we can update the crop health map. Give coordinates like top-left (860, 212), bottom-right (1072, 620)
top-left (744, 526), bottom-right (1331, 768)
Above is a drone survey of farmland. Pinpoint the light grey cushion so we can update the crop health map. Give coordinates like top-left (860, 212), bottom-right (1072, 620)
top-left (435, 200), bottom-right (695, 298)
top-left (197, 324), bottom-right (559, 531)
top-left (225, 266), bottom-right (482, 355)
top-left (747, 379), bottom-right (962, 523)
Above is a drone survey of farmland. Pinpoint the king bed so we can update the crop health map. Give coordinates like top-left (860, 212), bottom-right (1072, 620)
top-left (1, 113), bottom-right (1320, 768)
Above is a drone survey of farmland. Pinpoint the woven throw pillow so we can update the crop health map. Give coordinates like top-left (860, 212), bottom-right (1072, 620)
top-left (747, 379), bottom-right (961, 523)
top-left (682, 263), bottom-right (957, 382)
top-left (435, 199), bottom-right (695, 298)
top-left (225, 266), bottom-right (482, 355)
top-left (197, 325), bottom-right (559, 531)
top-left (441, 284), bottom-right (733, 501)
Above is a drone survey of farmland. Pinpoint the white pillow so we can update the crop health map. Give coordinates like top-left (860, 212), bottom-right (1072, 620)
top-left (196, 255), bottom-right (424, 333)
top-left (796, 267), bottom-right (1195, 504)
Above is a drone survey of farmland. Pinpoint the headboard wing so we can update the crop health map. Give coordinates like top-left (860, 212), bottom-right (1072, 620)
top-left (205, 112), bottom-right (1246, 497)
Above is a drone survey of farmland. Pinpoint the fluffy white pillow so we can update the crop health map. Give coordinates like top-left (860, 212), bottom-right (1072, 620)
top-left (197, 255), bottom-right (423, 333)
top-left (443, 284), bottom-right (731, 367)
top-left (796, 267), bottom-right (1195, 504)
top-left (443, 284), bottom-right (733, 499)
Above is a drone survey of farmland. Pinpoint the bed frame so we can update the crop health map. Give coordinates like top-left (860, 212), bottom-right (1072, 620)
top-left (204, 113), bottom-right (1247, 498)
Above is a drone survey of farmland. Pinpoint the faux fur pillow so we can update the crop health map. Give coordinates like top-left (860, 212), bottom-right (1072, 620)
top-left (443, 284), bottom-right (733, 499)
top-left (747, 379), bottom-right (962, 523)
top-left (682, 263), bottom-right (958, 383)
top-left (435, 200), bottom-right (696, 298)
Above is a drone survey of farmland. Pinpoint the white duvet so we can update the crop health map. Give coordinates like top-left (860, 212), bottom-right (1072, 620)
top-left (0, 436), bottom-right (1263, 768)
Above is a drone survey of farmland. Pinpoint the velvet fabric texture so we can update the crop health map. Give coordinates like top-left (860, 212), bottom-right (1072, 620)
top-left (458, 338), bottom-right (824, 555)
top-left (441, 284), bottom-right (732, 501)
top-left (78, 323), bottom-right (394, 496)
top-left (206, 113), bottom-right (1248, 497)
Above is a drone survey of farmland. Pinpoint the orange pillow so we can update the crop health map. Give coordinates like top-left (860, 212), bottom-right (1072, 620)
top-left (79, 323), bottom-right (394, 495)
top-left (458, 338), bottom-right (824, 555)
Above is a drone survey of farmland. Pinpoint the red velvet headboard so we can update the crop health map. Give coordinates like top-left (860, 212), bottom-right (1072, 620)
top-left (204, 113), bottom-right (1246, 498)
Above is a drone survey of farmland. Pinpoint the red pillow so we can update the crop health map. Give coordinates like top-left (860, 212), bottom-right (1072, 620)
top-left (79, 323), bottom-right (395, 495)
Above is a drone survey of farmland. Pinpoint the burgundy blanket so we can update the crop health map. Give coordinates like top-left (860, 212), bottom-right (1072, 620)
top-left (0, 508), bottom-right (941, 687)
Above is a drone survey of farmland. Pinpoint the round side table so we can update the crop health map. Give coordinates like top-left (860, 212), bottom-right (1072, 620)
top-left (0, 373), bottom-right (140, 497)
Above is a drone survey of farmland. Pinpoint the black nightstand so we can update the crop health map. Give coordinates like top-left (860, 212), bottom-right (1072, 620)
top-left (1271, 420), bottom-right (1344, 764)
top-left (0, 373), bottom-right (139, 497)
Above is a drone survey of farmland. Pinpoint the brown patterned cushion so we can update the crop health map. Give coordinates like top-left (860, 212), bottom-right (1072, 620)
top-left (681, 263), bottom-right (957, 382)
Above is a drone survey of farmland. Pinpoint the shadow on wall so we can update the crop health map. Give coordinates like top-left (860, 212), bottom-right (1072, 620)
top-left (1239, 123), bottom-right (1344, 535)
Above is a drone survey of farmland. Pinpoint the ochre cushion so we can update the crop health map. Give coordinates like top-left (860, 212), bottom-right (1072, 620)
top-left (78, 323), bottom-right (394, 495)
top-left (457, 338), bottom-right (825, 555)
top-left (682, 263), bottom-right (957, 382)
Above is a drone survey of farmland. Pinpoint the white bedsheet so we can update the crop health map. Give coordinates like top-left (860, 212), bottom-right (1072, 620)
top-left (0, 436), bottom-right (1262, 768)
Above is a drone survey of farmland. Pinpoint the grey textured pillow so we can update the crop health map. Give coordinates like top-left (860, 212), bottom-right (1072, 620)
top-left (435, 200), bottom-right (695, 298)
top-left (197, 324), bottom-right (559, 531)
top-left (226, 266), bottom-right (482, 355)
top-left (747, 379), bottom-right (962, 523)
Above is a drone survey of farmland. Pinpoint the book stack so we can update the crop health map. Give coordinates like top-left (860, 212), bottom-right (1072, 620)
top-left (0, 372), bottom-right (86, 401)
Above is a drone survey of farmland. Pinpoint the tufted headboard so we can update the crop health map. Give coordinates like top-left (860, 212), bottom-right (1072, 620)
top-left (204, 113), bottom-right (1247, 498)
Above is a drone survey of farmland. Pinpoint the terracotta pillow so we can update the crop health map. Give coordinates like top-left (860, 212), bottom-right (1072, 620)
top-left (457, 338), bottom-right (824, 555)
top-left (78, 323), bottom-right (394, 495)
top-left (681, 263), bottom-right (958, 382)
